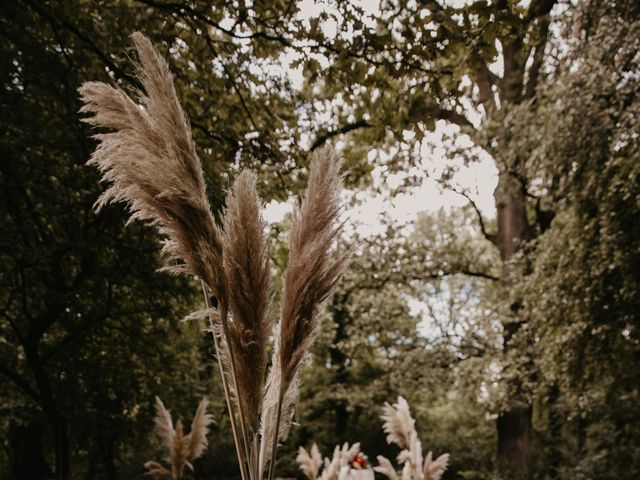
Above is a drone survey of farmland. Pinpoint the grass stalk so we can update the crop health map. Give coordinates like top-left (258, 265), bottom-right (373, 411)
top-left (201, 281), bottom-right (249, 480)
top-left (218, 308), bottom-right (255, 480)
top-left (267, 388), bottom-right (284, 480)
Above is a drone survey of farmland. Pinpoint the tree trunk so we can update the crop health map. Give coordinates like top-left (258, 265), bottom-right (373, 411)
top-left (494, 174), bottom-right (534, 479)
top-left (23, 340), bottom-right (70, 479)
top-left (97, 430), bottom-right (118, 480)
top-left (52, 415), bottom-right (71, 480)
top-left (497, 404), bottom-right (533, 479)
top-left (547, 384), bottom-right (562, 479)
top-left (10, 421), bottom-right (52, 480)
top-left (329, 294), bottom-right (350, 442)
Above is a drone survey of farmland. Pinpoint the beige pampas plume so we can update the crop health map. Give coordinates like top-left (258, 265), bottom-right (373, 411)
top-left (185, 397), bottom-right (214, 459)
top-left (374, 456), bottom-right (399, 480)
top-left (222, 171), bottom-right (272, 433)
top-left (145, 397), bottom-right (213, 480)
top-left (376, 397), bottom-right (449, 480)
top-left (262, 146), bottom-right (349, 479)
top-left (297, 443), bottom-right (323, 480)
top-left (278, 146), bottom-right (348, 389)
top-left (78, 32), bottom-right (226, 304)
top-left (423, 452), bottom-right (449, 480)
top-left (381, 396), bottom-right (415, 450)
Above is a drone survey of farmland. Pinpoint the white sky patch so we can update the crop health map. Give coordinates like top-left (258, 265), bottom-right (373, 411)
top-left (263, 198), bottom-right (294, 224)
top-left (263, 121), bottom-right (498, 235)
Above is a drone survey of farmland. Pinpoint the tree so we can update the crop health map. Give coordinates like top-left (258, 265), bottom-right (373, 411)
top-left (517, 2), bottom-right (640, 477)
top-left (290, 1), bottom-right (563, 477)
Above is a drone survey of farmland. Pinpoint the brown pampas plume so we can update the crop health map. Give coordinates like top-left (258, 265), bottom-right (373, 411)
top-left (222, 170), bottom-right (272, 433)
top-left (262, 146), bottom-right (350, 479)
top-left (145, 397), bottom-right (213, 480)
top-left (78, 32), bottom-right (226, 304)
top-left (279, 146), bottom-right (348, 389)
top-left (81, 32), bottom-right (351, 480)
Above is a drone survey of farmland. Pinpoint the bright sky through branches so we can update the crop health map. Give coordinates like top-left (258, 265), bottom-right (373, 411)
top-left (263, 0), bottom-right (499, 234)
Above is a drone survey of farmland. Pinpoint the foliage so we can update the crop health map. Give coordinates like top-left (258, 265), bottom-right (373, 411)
top-left (518, 2), bottom-right (640, 478)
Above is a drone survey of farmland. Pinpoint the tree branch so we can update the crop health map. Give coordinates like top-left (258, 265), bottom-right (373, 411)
top-left (524, 18), bottom-right (550, 101)
top-left (309, 119), bottom-right (371, 151)
top-left (423, 106), bottom-right (474, 129)
top-left (0, 364), bottom-right (41, 404)
top-left (451, 187), bottom-right (498, 246)
top-left (475, 62), bottom-right (497, 111)
top-left (527, 0), bottom-right (558, 21)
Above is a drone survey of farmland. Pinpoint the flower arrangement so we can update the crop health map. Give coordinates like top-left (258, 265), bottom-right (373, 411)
top-left (297, 442), bottom-right (374, 480)
top-left (297, 397), bottom-right (449, 480)
top-left (80, 32), bottom-right (349, 480)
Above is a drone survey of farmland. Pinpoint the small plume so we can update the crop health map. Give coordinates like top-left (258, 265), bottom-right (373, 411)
top-left (381, 396), bottom-right (415, 450)
top-left (374, 456), bottom-right (399, 480)
top-left (222, 171), bottom-right (272, 432)
top-left (297, 444), bottom-right (323, 480)
top-left (153, 397), bottom-right (175, 453)
top-left (145, 397), bottom-right (212, 480)
top-left (423, 452), bottom-right (449, 480)
top-left (376, 397), bottom-right (449, 480)
top-left (185, 398), bottom-right (214, 459)
top-left (79, 32), bottom-right (226, 303)
top-left (144, 461), bottom-right (172, 479)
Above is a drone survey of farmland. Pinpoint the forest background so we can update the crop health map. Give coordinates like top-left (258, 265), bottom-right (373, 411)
top-left (1, 0), bottom-right (638, 479)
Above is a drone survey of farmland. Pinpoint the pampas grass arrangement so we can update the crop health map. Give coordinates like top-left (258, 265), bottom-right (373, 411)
top-left (80, 32), bottom-right (348, 480)
top-left (297, 397), bottom-right (449, 480)
top-left (297, 442), bottom-right (373, 480)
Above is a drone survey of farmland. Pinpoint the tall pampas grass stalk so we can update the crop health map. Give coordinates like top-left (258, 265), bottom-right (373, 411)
top-left (222, 170), bottom-right (272, 477)
top-left (145, 397), bottom-right (213, 480)
top-left (80, 32), bottom-right (348, 480)
top-left (262, 149), bottom-right (350, 480)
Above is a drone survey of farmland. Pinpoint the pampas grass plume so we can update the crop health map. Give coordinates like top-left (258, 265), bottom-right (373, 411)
top-left (79, 32), bottom-right (227, 304)
top-left (145, 397), bottom-right (212, 480)
top-left (222, 171), bottom-right (272, 433)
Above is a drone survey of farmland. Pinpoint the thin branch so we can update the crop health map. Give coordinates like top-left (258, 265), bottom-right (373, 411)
top-left (0, 364), bottom-right (41, 404)
top-left (423, 106), bottom-right (474, 129)
top-left (310, 106), bottom-right (473, 152)
top-left (451, 187), bottom-right (497, 246)
top-left (524, 19), bottom-right (550, 100)
top-left (309, 119), bottom-right (371, 151)
top-left (135, 0), bottom-right (292, 45)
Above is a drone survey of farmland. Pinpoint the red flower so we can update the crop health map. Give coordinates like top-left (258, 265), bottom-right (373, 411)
top-left (351, 453), bottom-right (367, 469)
